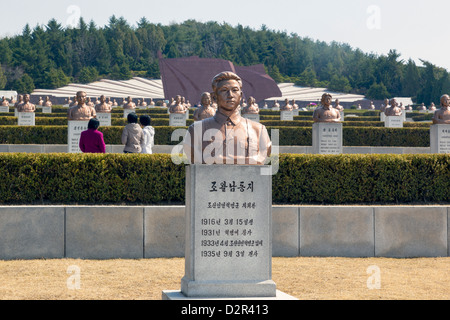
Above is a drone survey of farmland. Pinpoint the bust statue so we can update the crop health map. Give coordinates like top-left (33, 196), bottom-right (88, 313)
top-left (169, 95), bottom-right (187, 114)
top-left (242, 96), bottom-right (260, 114)
top-left (380, 99), bottom-right (389, 113)
top-left (418, 103), bottom-right (427, 111)
top-left (313, 93), bottom-right (341, 122)
top-left (37, 97), bottom-right (44, 106)
top-left (292, 99), bottom-right (299, 110)
top-left (67, 91), bottom-right (97, 120)
top-left (280, 98), bottom-right (293, 111)
top-left (432, 94), bottom-right (450, 124)
top-left (14, 95), bottom-right (23, 108)
top-left (193, 92), bottom-right (215, 121)
top-left (429, 102), bottom-right (436, 111)
top-left (123, 96), bottom-right (136, 110)
top-left (16, 94), bottom-right (36, 112)
top-left (148, 98), bottom-right (155, 107)
top-left (140, 98), bottom-right (147, 107)
top-left (334, 99), bottom-right (344, 112)
top-left (95, 95), bottom-right (112, 113)
top-left (184, 71), bottom-right (271, 165)
top-left (384, 98), bottom-right (402, 116)
top-left (1, 96), bottom-right (9, 107)
top-left (43, 96), bottom-right (52, 107)
top-left (272, 100), bottom-right (280, 109)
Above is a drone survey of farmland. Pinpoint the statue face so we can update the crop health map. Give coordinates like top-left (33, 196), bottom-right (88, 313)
top-left (441, 95), bottom-right (450, 107)
top-left (201, 94), bottom-right (211, 106)
top-left (215, 79), bottom-right (242, 112)
top-left (321, 94), bottom-right (332, 107)
top-left (390, 99), bottom-right (397, 107)
top-left (76, 92), bottom-right (87, 105)
top-left (24, 95), bottom-right (30, 103)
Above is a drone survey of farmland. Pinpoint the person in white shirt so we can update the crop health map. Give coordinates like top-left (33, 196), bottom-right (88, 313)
top-left (139, 115), bottom-right (155, 154)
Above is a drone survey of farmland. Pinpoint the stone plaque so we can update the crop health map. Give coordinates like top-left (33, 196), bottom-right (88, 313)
top-left (384, 116), bottom-right (403, 128)
top-left (42, 106), bottom-right (52, 114)
top-left (280, 110), bottom-right (293, 121)
top-left (169, 113), bottom-right (187, 127)
top-left (181, 164), bottom-right (276, 298)
top-left (293, 109), bottom-right (299, 116)
top-left (96, 113), bottom-right (112, 127)
top-left (242, 113), bottom-right (260, 122)
top-left (123, 109), bottom-right (134, 118)
top-left (312, 122), bottom-right (343, 154)
top-left (18, 112), bottom-right (35, 126)
top-left (430, 124), bottom-right (450, 153)
top-left (0, 106), bottom-right (9, 113)
top-left (68, 120), bottom-right (89, 153)
top-left (380, 112), bottom-right (386, 121)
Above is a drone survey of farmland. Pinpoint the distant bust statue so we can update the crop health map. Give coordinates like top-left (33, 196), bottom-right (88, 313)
top-left (369, 101), bottom-right (375, 110)
top-left (140, 98), bottom-right (147, 107)
top-left (272, 100), bottom-right (280, 109)
top-left (123, 96), bottom-right (136, 110)
top-left (380, 98), bottom-right (389, 113)
top-left (148, 98), bottom-right (155, 107)
top-left (280, 98), bottom-right (293, 111)
top-left (67, 91), bottom-right (97, 120)
top-left (95, 95), bottom-right (112, 113)
top-left (384, 98), bottom-right (402, 116)
top-left (69, 96), bottom-right (77, 107)
top-left (14, 95), bottom-right (23, 108)
top-left (334, 99), bottom-right (344, 112)
top-left (242, 96), bottom-right (260, 114)
top-left (418, 103), bottom-right (427, 111)
top-left (43, 96), bottom-right (52, 107)
top-left (313, 93), bottom-right (341, 122)
top-left (1, 96), bottom-right (9, 107)
top-left (193, 92), bottom-right (215, 121)
top-left (432, 94), bottom-right (450, 124)
top-left (37, 97), bottom-right (44, 106)
top-left (169, 95), bottom-right (187, 114)
top-left (17, 94), bottom-right (36, 112)
top-left (429, 102), bottom-right (436, 111)
top-left (184, 71), bottom-right (271, 165)
top-left (292, 99), bottom-right (299, 110)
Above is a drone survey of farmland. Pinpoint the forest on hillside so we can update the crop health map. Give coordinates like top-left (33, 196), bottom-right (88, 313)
top-left (0, 16), bottom-right (449, 104)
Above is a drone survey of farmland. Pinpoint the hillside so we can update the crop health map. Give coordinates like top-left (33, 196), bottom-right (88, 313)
top-left (0, 17), bottom-right (449, 104)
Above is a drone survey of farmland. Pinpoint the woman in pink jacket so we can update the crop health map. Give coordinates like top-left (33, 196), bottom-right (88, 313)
top-left (79, 118), bottom-right (106, 153)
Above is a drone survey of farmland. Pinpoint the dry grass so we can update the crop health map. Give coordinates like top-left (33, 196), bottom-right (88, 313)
top-left (0, 257), bottom-right (449, 300)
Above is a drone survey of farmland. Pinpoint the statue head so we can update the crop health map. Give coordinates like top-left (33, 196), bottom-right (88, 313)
top-left (201, 92), bottom-right (211, 106)
top-left (211, 71), bottom-right (243, 113)
top-left (440, 94), bottom-right (450, 107)
top-left (76, 91), bottom-right (87, 105)
top-left (321, 93), bottom-right (332, 107)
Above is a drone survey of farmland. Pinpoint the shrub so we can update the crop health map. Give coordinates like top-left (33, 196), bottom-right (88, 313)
top-left (0, 153), bottom-right (447, 205)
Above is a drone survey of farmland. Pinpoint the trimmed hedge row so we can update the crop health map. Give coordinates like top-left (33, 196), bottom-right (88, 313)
top-left (0, 125), bottom-right (432, 147)
top-left (0, 153), bottom-right (447, 205)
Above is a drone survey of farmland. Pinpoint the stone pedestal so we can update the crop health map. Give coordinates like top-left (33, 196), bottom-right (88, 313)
top-left (280, 110), bottom-right (293, 121)
top-left (242, 113), bottom-right (260, 122)
top-left (312, 122), bottom-right (343, 154)
top-left (68, 120), bottom-right (89, 153)
top-left (123, 109), bottom-right (134, 118)
top-left (430, 124), bottom-right (450, 153)
top-left (18, 112), bottom-right (35, 126)
top-left (0, 106), bottom-right (9, 113)
top-left (169, 113), bottom-right (187, 127)
top-left (97, 113), bottom-right (111, 127)
top-left (42, 106), bottom-right (52, 114)
top-left (384, 116), bottom-right (403, 128)
top-left (179, 164), bottom-right (276, 298)
top-left (380, 113), bottom-right (386, 121)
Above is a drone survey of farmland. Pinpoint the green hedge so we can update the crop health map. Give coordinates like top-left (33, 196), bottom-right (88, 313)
top-left (0, 153), bottom-right (447, 205)
top-left (273, 154), bottom-right (449, 204)
top-left (0, 125), bottom-right (431, 147)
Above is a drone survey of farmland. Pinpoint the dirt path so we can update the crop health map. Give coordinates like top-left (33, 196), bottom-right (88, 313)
top-left (0, 257), bottom-right (448, 300)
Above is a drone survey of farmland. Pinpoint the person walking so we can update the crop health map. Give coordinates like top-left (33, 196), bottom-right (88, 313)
top-left (121, 112), bottom-right (144, 153)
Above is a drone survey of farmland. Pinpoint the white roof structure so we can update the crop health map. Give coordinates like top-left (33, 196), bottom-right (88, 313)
top-left (32, 78), bottom-right (367, 103)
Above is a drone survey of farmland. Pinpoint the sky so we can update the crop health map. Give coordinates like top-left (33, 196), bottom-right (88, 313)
top-left (1, 0), bottom-right (449, 70)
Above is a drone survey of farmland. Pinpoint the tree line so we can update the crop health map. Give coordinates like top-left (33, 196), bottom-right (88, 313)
top-left (0, 16), bottom-right (448, 104)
